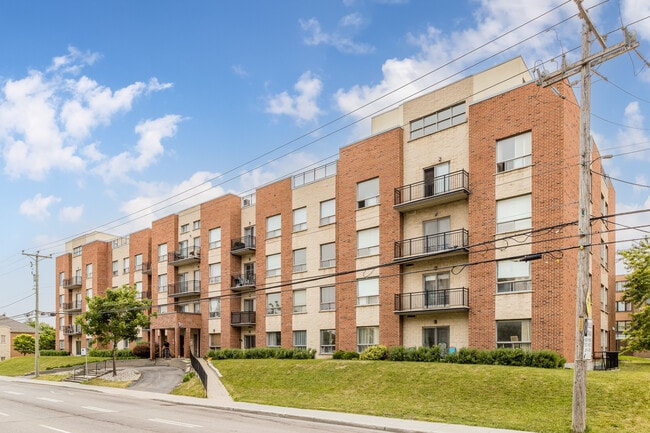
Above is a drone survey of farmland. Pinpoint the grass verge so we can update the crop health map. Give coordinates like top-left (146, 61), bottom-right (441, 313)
top-left (213, 358), bottom-right (650, 433)
top-left (0, 356), bottom-right (110, 377)
top-left (82, 378), bottom-right (131, 388)
top-left (170, 373), bottom-right (206, 398)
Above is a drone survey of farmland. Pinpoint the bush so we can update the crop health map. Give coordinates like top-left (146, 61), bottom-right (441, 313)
top-left (360, 345), bottom-right (388, 360)
top-left (88, 348), bottom-right (134, 358)
top-left (182, 371), bottom-right (195, 382)
top-left (206, 347), bottom-right (316, 360)
top-left (40, 350), bottom-right (70, 356)
top-left (332, 350), bottom-right (359, 360)
top-left (132, 342), bottom-right (151, 358)
top-left (387, 346), bottom-right (408, 361)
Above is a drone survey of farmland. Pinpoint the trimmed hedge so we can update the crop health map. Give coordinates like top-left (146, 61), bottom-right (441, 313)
top-left (332, 350), bottom-right (359, 360)
top-left (206, 347), bottom-right (316, 360)
top-left (40, 350), bottom-right (70, 356)
top-left (88, 348), bottom-right (135, 358)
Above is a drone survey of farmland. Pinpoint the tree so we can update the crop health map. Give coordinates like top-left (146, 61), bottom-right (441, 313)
top-left (26, 320), bottom-right (56, 351)
top-left (75, 285), bottom-right (151, 376)
top-left (13, 334), bottom-right (35, 355)
top-left (619, 238), bottom-right (650, 353)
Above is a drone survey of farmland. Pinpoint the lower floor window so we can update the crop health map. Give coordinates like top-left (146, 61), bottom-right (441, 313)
top-left (293, 330), bottom-right (306, 349)
top-left (357, 326), bottom-right (378, 352)
top-left (496, 319), bottom-right (531, 350)
top-left (266, 331), bottom-right (281, 348)
top-left (320, 329), bottom-right (336, 354)
top-left (422, 326), bottom-right (450, 349)
top-left (209, 333), bottom-right (221, 350)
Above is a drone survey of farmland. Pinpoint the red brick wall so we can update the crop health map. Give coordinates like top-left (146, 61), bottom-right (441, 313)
top-left (336, 128), bottom-right (403, 350)
top-left (151, 214), bottom-right (178, 323)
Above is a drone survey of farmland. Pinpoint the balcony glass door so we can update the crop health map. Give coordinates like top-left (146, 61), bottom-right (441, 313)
top-left (424, 162), bottom-right (449, 197)
top-left (423, 327), bottom-right (450, 349)
top-left (424, 217), bottom-right (450, 253)
top-left (424, 272), bottom-right (450, 307)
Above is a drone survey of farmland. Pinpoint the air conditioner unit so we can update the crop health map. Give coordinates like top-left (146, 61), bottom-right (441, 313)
top-left (234, 278), bottom-right (242, 287)
top-left (357, 200), bottom-right (366, 209)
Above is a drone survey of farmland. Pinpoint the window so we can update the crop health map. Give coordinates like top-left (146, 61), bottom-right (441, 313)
top-left (180, 223), bottom-right (189, 233)
top-left (293, 330), bottom-right (307, 349)
top-left (158, 274), bottom-right (167, 292)
top-left (320, 243), bottom-right (336, 268)
top-left (292, 161), bottom-right (337, 188)
top-left (293, 207), bottom-right (307, 232)
top-left (409, 102), bottom-right (466, 140)
top-left (158, 243), bottom-right (167, 262)
top-left (135, 281), bottom-right (143, 299)
top-left (293, 248), bottom-right (307, 273)
top-left (59, 294), bottom-right (64, 307)
top-left (86, 288), bottom-right (92, 300)
top-left (266, 214), bottom-right (281, 239)
top-left (424, 273), bottom-right (450, 306)
top-left (209, 297), bottom-right (221, 318)
top-left (423, 217), bottom-right (450, 252)
top-left (616, 301), bottom-right (632, 312)
top-left (320, 199), bottom-right (336, 225)
top-left (59, 272), bottom-right (65, 286)
top-left (497, 260), bottom-right (531, 293)
top-left (601, 284), bottom-right (608, 311)
top-left (209, 333), bottom-right (221, 350)
top-left (159, 304), bottom-right (168, 314)
top-left (423, 327), bottom-right (450, 348)
top-left (601, 243), bottom-right (608, 268)
top-left (266, 292), bottom-right (281, 315)
top-left (293, 289), bottom-right (307, 313)
top-left (86, 263), bottom-right (93, 279)
top-left (357, 326), bottom-right (378, 352)
top-left (209, 263), bottom-right (221, 284)
top-left (357, 227), bottom-right (379, 257)
top-left (193, 220), bottom-right (201, 230)
top-left (112, 261), bottom-right (118, 276)
top-left (73, 246), bottom-right (82, 257)
top-left (134, 254), bottom-right (142, 271)
top-left (497, 131), bottom-right (532, 172)
top-left (320, 286), bottom-right (335, 311)
top-left (209, 228), bottom-right (221, 249)
top-left (357, 278), bottom-right (379, 305)
top-left (123, 258), bottom-right (130, 274)
top-left (496, 320), bottom-right (531, 350)
top-left (496, 195), bottom-right (531, 233)
top-left (616, 281), bottom-right (626, 292)
top-left (616, 321), bottom-right (629, 340)
top-left (320, 329), bottom-right (336, 354)
top-left (266, 254), bottom-right (281, 277)
top-left (266, 332), bottom-right (281, 348)
top-left (59, 340), bottom-right (64, 351)
top-left (357, 178), bottom-right (379, 209)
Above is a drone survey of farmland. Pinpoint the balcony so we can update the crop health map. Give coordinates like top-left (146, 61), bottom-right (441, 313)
top-left (136, 290), bottom-right (152, 300)
top-left (61, 301), bottom-right (82, 312)
top-left (394, 170), bottom-right (469, 212)
top-left (394, 288), bottom-right (469, 314)
top-left (62, 276), bottom-right (82, 289)
top-left (168, 280), bottom-right (201, 298)
top-left (168, 247), bottom-right (201, 266)
top-left (230, 273), bottom-right (256, 292)
top-left (141, 262), bottom-right (152, 274)
top-left (394, 229), bottom-right (469, 263)
top-left (63, 325), bottom-right (82, 335)
top-left (231, 311), bottom-right (256, 327)
top-left (231, 236), bottom-right (256, 256)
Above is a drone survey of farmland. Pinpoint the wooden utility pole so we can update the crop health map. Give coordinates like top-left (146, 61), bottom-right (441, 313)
top-left (22, 250), bottom-right (51, 379)
top-left (536, 1), bottom-right (639, 432)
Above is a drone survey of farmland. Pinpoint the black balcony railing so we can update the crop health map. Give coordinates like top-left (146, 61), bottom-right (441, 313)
top-left (63, 325), bottom-right (82, 335)
top-left (394, 229), bottom-right (469, 260)
top-left (231, 311), bottom-right (256, 326)
top-left (136, 290), bottom-right (152, 300)
top-left (168, 247), bottom-right (201, 266)
top-left (62, 276), bottom-right (82, 289)
top-left (394, 288), bottom-right (469, 313)
top-left (594, 351), bottom-right (619, 370)
top-left (394, 170), bottom-right (469, 207)
top-left (168, 280), bottom-right (201, 297)
top-left (231, 236), bottom-right (256, 255)
top-left (61, 301), bottom-right (82, 311)
top-left (141, 262), bottom-right (152, 274)
top-left (231, 273), bottom-right (256, 290)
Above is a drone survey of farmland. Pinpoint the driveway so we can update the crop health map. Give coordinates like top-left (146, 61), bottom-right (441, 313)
top-left (127, 366), bottom-right (186, 394)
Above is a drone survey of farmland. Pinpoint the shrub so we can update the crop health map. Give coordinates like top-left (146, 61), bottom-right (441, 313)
top-left (332, 350), bottom-right (359, 360)
top-left (132, 342), bottom-right (151, 358)
top-left (206, 347), bottom-right (316, 360)
top-left (406, 346), bottom-right (442, 362)
top-left (360, 345), bottom-right (388, 360)
top-left (387, 346), bottom-right (408, 361)
top-left (530, 350), bottom-right (566, 368)
top-left (88, 348), bottom-right (134, 358)
top-left (40, 350), bottom-right (70, 356)
top-left (182, 371), bottom-right (195, 382)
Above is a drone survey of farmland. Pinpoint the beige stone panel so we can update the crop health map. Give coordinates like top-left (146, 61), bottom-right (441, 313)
top-left (494, 166), bottom-right (532, 200)
top-left (208, 248), bottom-right (221, 263)
top-left (494, 241), bottom-right (531, 260)
top-left (495, 292), bottom-right (532, 320)
top-left (208, 318), bottom-right (222, 334)
top-left (371, 108), bottom-right (403, 134)
top-left (65, 232), bottom-right (115, 251)
top-left (265, 237), bottom-right (282, 255)
top-left (241, 205), bottom-right (256, 231)
top-left (471, 57), bottom-right (532, 103)
top-left (355, 256), bottom-right (381, 277)
top-left (355, 205), bottom-right (380, 231)
top-left (401, 201), bottom-right (468, 240)
top-left (265, 315), bottom-right (282, 332)
top-left (356, 305), bottom-right (379, 326)
top-left (207, 285), bottom-right (221, 297)
top-left (401, 313), bottom-right (469, 349)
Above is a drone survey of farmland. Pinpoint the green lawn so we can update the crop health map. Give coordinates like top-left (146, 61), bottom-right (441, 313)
top-left (212, 358), bottom-right (650, 433)
top-left (0, 355), bottom-right (110, 377)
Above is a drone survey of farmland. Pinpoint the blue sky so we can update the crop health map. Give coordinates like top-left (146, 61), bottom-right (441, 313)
top-left (1, 0), bottom-right (649, 322)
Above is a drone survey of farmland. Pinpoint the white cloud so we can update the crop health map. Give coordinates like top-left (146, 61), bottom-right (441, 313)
top-left (94, 114), bottom-right (183, 182)
top-left (19, 193), bottom-right (61, 221)
top-left (0, 48), bottom-right (174, 181)
top-left (232, 65), bottom-right (248, 78)
top-left (614, 200), bottom-right (650, 274)
top-left (300, 17), bottom-right (374, 54)
top-left (266, 72), bottom-right (323, 123)
top-left (621, 0), bottom-right (650, 42)
top-left (59, 205), bottom-right (84, 222)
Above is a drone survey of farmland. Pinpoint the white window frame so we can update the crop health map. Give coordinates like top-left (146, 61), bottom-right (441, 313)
top-left (496, 320), bottom-right (531, 350)
top-left (409, 102), bottom-right (466, 140)
top-left (496, 131), bottom-right (532, 172)
top-left (320, 199), bottom-right (336, 226)
top-left (293, 289), bottom-right (307, 313)
top-left (357, 326), bottom-right (378, 352)
top-left (293, 248), bottom-right (307, 273)
top-left (320, 329), bottom-right (336, 354)
top-left (266, 292), bottom-right (281, 315)
top-left (320, 286), bottom-right (335, 311)
top-left (496, 195), bottom-right (531, 233)
top-left (112, 261), bottom-right (118, 276)
top-left (357, 278), bottom-right (379, 305)
top-left (209, 297), bottom-right (221, 318)
top-left (86, 263), bottom-right (93, 279)
top-left (320, 242), bottom-right (336, 268)
top-left (266, 214), bottom-right (282, 239)
top-left (158, 274), bottom-right (167, 292)
top-left (357, 227), bottom-right (379, 257)
top-left (134, 254), bottom-right (142, 271)
top-left (496, 260), bottom-right (531, 293)
top-left (158, 243), bottom-right (168, 262)
top-left (357, 178), bottom-right (379, 209)
top-left (209, 227), bottom-right (221, 249)
top-left (180, 223), bottom-right (189, 234)
top-left (266, 331), bottom-right (281, 348)
top-left (123, 258), bottom-right (130, 274)
top-left (209, 263), bottom-right (221, 284)
top-left (293, 207), bottom-right (307, 232)
top-left (266, 254), bottom-right (281, 277)
top-left (293, 330), bottom-right (307, 350)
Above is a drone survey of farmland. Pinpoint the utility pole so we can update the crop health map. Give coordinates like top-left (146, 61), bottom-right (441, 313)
top-left (22, 251), bottom-right (52, 379)
top-left (536, 2), bottom-right (639, 432)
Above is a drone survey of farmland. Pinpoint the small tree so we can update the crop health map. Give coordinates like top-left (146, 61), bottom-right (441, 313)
top-left (75, 285), bottom-right (151, 376)
top-left (14, 334), bottom-right (35, 355)
top-left (620, 238), bottom-right (650, 353)
top-left (26, 321), bottom-right (56, 351)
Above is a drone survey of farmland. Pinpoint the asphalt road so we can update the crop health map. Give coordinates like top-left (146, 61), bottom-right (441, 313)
top-left (127, 366), bottom-right (186, 394)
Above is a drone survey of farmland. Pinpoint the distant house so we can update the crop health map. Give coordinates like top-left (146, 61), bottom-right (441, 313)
top-left (0, 315), bottom-right (36, 360)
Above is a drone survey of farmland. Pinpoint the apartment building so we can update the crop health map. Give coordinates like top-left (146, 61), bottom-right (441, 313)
top-left (615, 275), bottom-right (650, 357)
top-left (55, 57), bottom-right (616, 362)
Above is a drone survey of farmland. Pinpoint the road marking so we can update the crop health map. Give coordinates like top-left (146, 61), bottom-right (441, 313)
top-left (149, 418), bottom-right (203, 428)
top-left (3, 391), bottom-right (23, 395)
top-left (82, 406), bottom-right (116, 413)
top-left (37, 397), bottom-right (62, 403)
top-left (39, 426), bottom-right (71, 433)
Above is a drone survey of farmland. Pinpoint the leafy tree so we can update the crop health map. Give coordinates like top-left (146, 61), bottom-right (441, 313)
top-left (620, 238), bottom-right (650, 353)
top-left (13, 334), bottom-right (35, 355)
top-left (26, 321), bottom-right (56, 351)
top-left (75, 285), bottom-right (151, 375)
